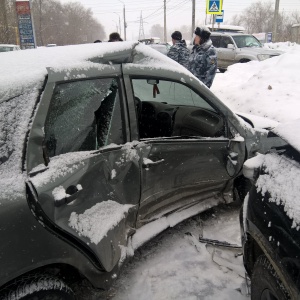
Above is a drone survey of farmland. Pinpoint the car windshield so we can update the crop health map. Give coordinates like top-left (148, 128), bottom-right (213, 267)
top-left (0, 46), bottom-right (14, 52)
top-left (232, 35), bottom-right (262, 48)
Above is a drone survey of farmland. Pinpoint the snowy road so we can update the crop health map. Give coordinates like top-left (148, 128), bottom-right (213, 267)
top-left (79, 203), bottom-right (249, 300)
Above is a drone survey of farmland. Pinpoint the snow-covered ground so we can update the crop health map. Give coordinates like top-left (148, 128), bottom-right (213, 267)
top-left (109, 204), bottom-right (247, 300)
top-left (81, 42), bottom-right (300, 300)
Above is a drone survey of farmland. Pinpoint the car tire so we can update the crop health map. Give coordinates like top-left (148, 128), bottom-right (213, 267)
top-left (218, 68), bottom-right (226, 73)
top-left (239, 59), bottom-right (251, 63)
top-left (1, 273), bottom-right (75, 300)
top-left (251, 255), bottom-right (290, 300)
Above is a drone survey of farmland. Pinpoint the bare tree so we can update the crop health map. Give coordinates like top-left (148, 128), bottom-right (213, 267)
top-left (10, 0), bottom-right (106, 46)
top-left (229, 1), bottom-right (300, 42)
top-left (242, 1), bottom-right (273, 33)
top-left (0, 0), bottom-right (18, 44)
top-left (230, 14), bottom-right (243, 26)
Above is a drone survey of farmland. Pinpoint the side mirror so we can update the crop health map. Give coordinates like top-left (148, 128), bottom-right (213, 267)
top-left (227, 44), bottom-right (235, 49)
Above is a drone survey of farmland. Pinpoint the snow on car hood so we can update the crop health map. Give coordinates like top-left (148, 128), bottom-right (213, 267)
top-left (272, 118), bottom-right (300, 152)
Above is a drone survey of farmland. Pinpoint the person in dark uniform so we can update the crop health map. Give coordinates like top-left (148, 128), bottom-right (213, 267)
top-left (188, 26), bottom-right (217, 88)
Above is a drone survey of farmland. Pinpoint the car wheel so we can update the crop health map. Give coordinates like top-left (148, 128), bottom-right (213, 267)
top-left (1, 273), bottom-right (75, 300)
top-left (218, 68), bottom-right (226, 73)
top-left (240, 59), bottom-right (251, 63)
top-left (251, 255), bottom-right (290, 300)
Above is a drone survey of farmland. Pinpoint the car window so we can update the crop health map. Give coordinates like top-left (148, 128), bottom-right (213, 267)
top-left (210, 36), bottom-right (220, 48)
top-left (44, 78), bottom-right (124, 157)
top-left (0, 46), bottom-right (13, 52)
top-left (220, 36), bottom-right (233, 48)
top-left (132, 79), bottom-right (225, 139)
top-left (232, 35), bottom-right (262, 48)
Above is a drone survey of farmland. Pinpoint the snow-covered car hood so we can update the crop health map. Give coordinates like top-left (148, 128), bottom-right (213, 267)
top-left (235, 112), bottom-right (279, 130)
top-left (272, 118), bottom-right (300, 152)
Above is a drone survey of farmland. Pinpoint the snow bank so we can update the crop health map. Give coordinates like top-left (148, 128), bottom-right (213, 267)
top-left (212, 42), bottom-right (300, 123)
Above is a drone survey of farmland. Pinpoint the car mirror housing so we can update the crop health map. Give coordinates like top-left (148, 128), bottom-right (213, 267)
top-left (227, 44), bottom-right (235, 49)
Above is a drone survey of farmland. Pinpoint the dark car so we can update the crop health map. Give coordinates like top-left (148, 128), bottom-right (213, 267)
top-left (0, 41), bottom-right (284, 299)
top-left (241, 119), bottom-right (300, 299)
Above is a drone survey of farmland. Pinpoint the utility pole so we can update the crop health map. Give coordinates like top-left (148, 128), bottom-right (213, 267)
top-left (2, 0), bottom-right (9, 43)
top-left (138, 11), bottom-right (145, 40)
top-left (273, 0), bottom-right (280, 42)
top-left (191, 0), bottom-right (195, 39)
top-left (164, 0), bottom-right (167, 42)
top-left (117, 0), bottom-right (126, 41)
top-left (123, 4), bottom-right (126, 41)
top-left (113, 12), bottom-right (121, 35)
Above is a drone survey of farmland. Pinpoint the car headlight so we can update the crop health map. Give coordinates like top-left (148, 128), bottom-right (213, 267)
top-left (257, 54), bottom-right (271, 61)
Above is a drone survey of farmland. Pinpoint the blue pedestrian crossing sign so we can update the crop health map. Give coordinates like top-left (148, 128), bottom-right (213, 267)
top-left (206, 0), bottom-right (223, 14)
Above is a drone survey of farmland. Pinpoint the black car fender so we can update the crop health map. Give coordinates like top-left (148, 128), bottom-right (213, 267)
top-left (245, 220), bottom-right (300, 299)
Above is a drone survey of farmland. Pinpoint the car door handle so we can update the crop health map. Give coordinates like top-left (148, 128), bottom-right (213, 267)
top-left (227, 152), bottom-right (239, 165)
top-left (55, 185), bottom-right (82, 207)
top-left (142, 158), bottom-right (165, 168)
top-left (229, 152), bottom-right (238, 160)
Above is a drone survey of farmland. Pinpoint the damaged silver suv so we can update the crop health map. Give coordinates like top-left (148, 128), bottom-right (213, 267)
top-left (210, 32), bottom-right (284, 72)
top-left (0, 41), bottom-right (284, 299)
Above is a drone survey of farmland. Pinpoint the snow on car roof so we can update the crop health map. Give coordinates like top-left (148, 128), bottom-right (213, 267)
top-left (0, 41), bottom-right (188, 102)
top-left (0, 41), bottom-right (135, 101)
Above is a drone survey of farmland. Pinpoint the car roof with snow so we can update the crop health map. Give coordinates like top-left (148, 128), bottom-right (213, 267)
top-left (0, 41), bottom-right (190, 102)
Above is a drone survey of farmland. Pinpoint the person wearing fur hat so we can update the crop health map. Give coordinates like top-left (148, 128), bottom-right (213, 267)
top-left (108, 32), bottom-right (123, 42)
top-left (167, 31), bottom-right (190, 69)
top-left (188, 26), bottom-right (217, 88)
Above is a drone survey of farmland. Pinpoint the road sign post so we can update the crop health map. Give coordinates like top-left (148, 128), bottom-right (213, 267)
top-left (16, 0), bottom-right (36, 49)
top-left (206, 0), bottom-right (223, 15)
top-left (216, 10), bottom-right (224, 23)
top-left (267, 32), bottom-right (273, 43)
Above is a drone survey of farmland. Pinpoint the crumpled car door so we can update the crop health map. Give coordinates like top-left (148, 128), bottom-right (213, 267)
top-left (26, 66), bottom-right (140, 272)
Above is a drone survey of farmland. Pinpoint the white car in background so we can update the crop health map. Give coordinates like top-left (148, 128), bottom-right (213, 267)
top-left (0, 44), bottom-right (21, 52)
top-left (210, 32), bottom-right (284, 72)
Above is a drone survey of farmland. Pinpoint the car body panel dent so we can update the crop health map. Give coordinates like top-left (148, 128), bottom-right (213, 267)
top-left (29, 146), bottom-right (140, 272)
top-left (136, 139), bottom-right (231, 225)
top-left (0, 190), bottom-right (112, 289)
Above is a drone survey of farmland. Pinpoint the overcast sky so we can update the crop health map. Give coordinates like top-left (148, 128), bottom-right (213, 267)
top-left (58, 0), bottom-right (300, 40)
